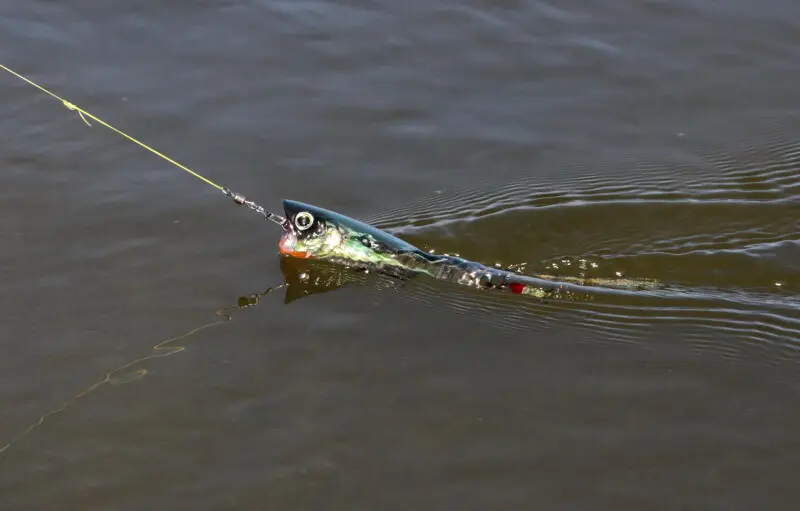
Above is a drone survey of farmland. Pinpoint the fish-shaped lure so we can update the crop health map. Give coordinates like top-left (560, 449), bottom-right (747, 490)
top-left (277, 200), bottom-right (660, 299)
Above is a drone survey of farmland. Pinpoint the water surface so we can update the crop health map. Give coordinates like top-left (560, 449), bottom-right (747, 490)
top-left (1, 1), bottom-right (799, 509)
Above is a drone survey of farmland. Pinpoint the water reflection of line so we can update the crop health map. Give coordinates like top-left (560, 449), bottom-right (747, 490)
top-left (0, 284), bottom-right (284, 457)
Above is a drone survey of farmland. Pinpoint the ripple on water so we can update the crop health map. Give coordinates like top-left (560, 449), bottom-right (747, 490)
top-left (346, 124), bottom-right (800, 371)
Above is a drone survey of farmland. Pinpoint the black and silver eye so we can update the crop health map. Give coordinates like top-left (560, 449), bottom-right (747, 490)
top-left (294, 211), bottom-right (314, 231)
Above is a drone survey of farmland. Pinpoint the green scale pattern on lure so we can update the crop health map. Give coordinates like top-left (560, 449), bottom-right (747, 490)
top-left (278, 200), bottom-right (661, 299)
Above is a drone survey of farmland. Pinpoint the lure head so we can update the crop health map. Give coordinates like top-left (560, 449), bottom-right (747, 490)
top-left (279, 200), bottom-right (342, 259)
top-left (278, 200), bottom-right (422, 264)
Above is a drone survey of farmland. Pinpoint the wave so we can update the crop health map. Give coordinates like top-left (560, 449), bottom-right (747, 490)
top-left (347, 121), bottom-right (800, 370)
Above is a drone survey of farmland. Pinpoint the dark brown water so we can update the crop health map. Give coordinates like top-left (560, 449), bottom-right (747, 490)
top-left (2, 1), bottom-right (799, 509)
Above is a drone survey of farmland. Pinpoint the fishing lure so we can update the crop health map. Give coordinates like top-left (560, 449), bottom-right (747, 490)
top-left (277, 200), bottom-right (661, 299)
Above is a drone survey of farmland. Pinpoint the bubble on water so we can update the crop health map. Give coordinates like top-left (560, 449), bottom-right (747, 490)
top-left (508, 262), bottom-right (527, 273)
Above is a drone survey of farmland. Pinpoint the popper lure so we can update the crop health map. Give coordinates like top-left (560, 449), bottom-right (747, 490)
top-left (277, 200), bottom-right (661, 299)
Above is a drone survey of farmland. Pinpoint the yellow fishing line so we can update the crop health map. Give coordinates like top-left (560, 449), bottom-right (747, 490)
top-left (0, 64), bottom-right (292, 456)
top-left (0, 62), bottom-right (224, 191)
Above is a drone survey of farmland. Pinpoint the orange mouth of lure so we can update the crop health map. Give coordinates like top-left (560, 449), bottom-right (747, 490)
top-left (278, 231), bottom-right (310, 258)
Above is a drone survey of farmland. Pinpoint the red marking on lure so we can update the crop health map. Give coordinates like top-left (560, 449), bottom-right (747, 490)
top-left (278, 232), bottom-right (310, 258)
top-left (509, 282), bottom-right (525, 294)
top-left (282, 249), bottom-right (310, 259)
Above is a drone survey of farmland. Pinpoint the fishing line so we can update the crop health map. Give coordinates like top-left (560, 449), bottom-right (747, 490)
top-left (0, 63), bottom-right (292, 456)
top-left (0, 283), bottom-right (284, 456)
top-left (0, 62), bottom-right (286, 226)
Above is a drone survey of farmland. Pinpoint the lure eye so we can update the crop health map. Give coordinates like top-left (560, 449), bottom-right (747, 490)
top-left (294, 211), bottom-right (314, 231)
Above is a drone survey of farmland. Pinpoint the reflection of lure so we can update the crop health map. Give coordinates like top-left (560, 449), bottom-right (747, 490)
top-left (278, 200), bottom-right (661, 299)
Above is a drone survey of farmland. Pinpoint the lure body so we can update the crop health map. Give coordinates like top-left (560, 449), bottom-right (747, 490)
top-left (278, 200), bottom-right (659, 298)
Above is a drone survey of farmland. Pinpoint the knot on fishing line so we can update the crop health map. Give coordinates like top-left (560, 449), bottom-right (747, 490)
top-left (62, 100), bottom-right (91, 126)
